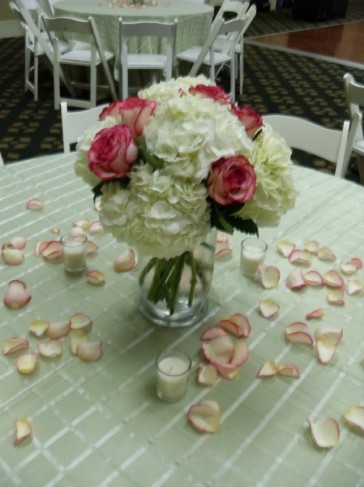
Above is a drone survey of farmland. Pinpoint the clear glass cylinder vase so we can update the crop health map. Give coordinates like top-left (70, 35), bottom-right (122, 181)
top-left (138, 229), bottom-right (216, 328)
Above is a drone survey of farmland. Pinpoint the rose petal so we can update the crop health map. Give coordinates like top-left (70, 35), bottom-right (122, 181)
top-left (69, 312), bottom-right (92, 332)
top-left (29, 319), bottom-right (49, 337)
top-left (8, 236), bottom-right (27, 250)
top-left (197, 363), bottom-right (219, 386)
top-left (77, 340), bottom-right (103, 361)
top-left (327, 288), bottom-right (345, 305)
top-left (38, 340), bottom-right (63, 358)
top-left (307, 417), bottom-right (340, 448)
top-left (259, 299), bottom-right (280, 319)
top-left (289, 249), bottom-right (312, 265)
top-left (202, 335), bottom-right (235, 363)
top-left (277, 240), bottom-right (295, 257)
top-left (200, 326), bottom-right (228, 341)
top-left (277, 363), bottom-right (300, 378)
top-left (347, 278), bottom-right (364, 296)
top-left (26, 198), bottom-right (44, 210)
top-left (88, 220), bottom-right (105, 236)
top-left (230, 341), bottom-right (249, 366)
top-left (3, 280), bottom-right (31, 309)
top-left (86, 270), bottom-right (105, 286)
top-left (47, 320), bottom-right (71, 339)
top-left (303, 270), bottom-right (324, 286)
top-left (211, 361), bottom-right (240, 380)
top-left (217, 231), bottom-right (229, 244)
top-left (1, 247), bottom-right (25, 266)
top-left (314, 327), bottom-right (343, 346)
top-left (86, 240), bottom-right (99, 256)
top-left (257, 360), bottom-right (278, 377)
top-left (70, 226), bottom-right (86, 236)
top-left (286, 269), bottom-right (306, 290)
top-left (219, 313), bottom-right (251, 338)
top-left (259, 265), bottom-right (280, 289)
top-left (349, 257), bottom-right (363, 269)
top-left (316, 339), bottom-right (337, 364)
top-left (306, 308), bottom-right (325, 320)
top-left (42, 241), bottom-right (63, 261)
top-left (286, 330), bottom-right (313, 347)
top-left (13, 419), bottom-right (32, 446)
top-left (317, 247), bottom-right (336, 261)
top-left (340, 260), bottom-right (358, 275)
top-left (113, 248), bottom-right (138, 272)
top-left (34, 240), bottom-right (48, 257)
top-left (188, 400), bottom-right (220, 433)
top-left (286, 321), bottom-right (309, 334)
top-left (322, 270), bottom-right (345, 288)
top-left (303, 240), bottom-right (320, 254)
top-left (214, 240), bottom-right (232, 259)
top-left (16, 353), bottom-right (38, 374)
top-left (73, 218), bottom-right (91, 231)
top-left (69, 329), bottom-right (88, 355)
top-left (51, 226), bottom-right (61, 234)
top-left (343, 406), bottom-right (364, 433)
top-left (2, 337), bottom-right (29, 355)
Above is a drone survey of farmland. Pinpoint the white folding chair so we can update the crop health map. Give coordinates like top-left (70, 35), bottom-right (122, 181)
top-left (0, 151), bottom-right (4, 167)
top-left (263, 113), bottom-right (352, 179)
top-left (36, 0), bottom-right (56, 16)
top-left (115, 18), bottom-right (178, 100)
top-left (61, 101), bottom-right (109, 153)
top-left (343, 73), bottom-right (364, 184)
top-left (42, 15), bottom-right (117, 109)
top-left (176, 17), bottom-right (245, 102)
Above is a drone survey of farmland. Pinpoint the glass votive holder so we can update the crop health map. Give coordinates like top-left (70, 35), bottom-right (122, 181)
top-left (60, 233), bottom-right (87, 273)
top-left (155, 350), bottom-right (192, 403)
top-left (240, 237), bottom-right (267, 277)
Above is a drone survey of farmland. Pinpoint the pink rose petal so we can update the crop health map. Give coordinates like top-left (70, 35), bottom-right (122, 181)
top-left (259, 299), bottom-right (280, 319)
top-left (286, 321), bottom-right (309, 334)
top-left (316, 339), bottom-right (337, 364)
top-left (327, 288), bottom-right (345, 305)
top-left (38, 340), bottom-right (63, 358)
top-left (306, 308), bottom-right (324, 320)
top-left (257, 360), bottom-right (278, 377)
top-left (212, 361), bottom-right (240, 380)
top-left (16, 353), bottom-right (38, 374)
top-left (113, 248), bottom-right (138, 272)
top-left (286, 329), bottom-right (313, 347)
top-left (230, 341), bottom-right (249, 366)
top-left (77, 340), bottom-right (103, 361)
top-left (303, 270), bottom-right (324, 286)
top-left (29, 319), bottom-right (49, 337)
top-left (217, 231), bottom-right (229, 244)
top-left (350, 257), bottom-right (363, 269)
top-left (317, 246), bottom-right (336, 261)
top-left (315, 327), bottom-right (343, 346)
top-left (340, 260), bottom-right (357, 275)
top-left (3, 280), bottom-right (31, 309)
top-left (214, 240), bottom-right (232, 259)
top-left (9, 236), bottom-right (27, 250)
top-left (51, 226), bottom-right (61, 234)
top-left (289, 249), bottom-right (312, 265)
top-left (347, 278), bottom-right (364, 296)
top-left (13, 419), bottom-right (32, 446)
top-left (34, 240), bottom-right (48, 257)
top-left (200, 326), bottom-right (228, 341)
top-left (86, 270), bottom-right (105, 286)
top-left (286, 269), bottom-right (306, 290)
top-left (42, 241), bottom-right (63, 261)
top-left (277, 240), bottom-right (295, 257)
top-left (202, 335), bottom-right (235, 363)
top-left (343, 406), bottom-right (364, 433)
top-left (47, 320), bottom-right (71, 339)
top-left (2, 337), bottom-right (29, 355)
top-left (69, 329), bottom-right (88, 355)
top-left (277, 363), bottom-right (300, 378)
top-left (307, 417), bottom-right (340, 448)
top-left (73, 218), bottom-right (91, 231)
top-left (188, 400), bottom-right (220, 433)
top-left (219, 313), bottom-right (251, 338)
top-left (197, 363), bottom-right (219, 386)
top-left (26, 198), bottom-right (44, 210)
top-left (322, 270), bottom-right (344, 288)
top-left (1, 247), bottom-right (25, 266)
top-left (86, 240), bottom-right (99, 256)
top-left (259, 265), bottom-right (280, 289)
top-left (88, 220), bottom-right (105, 236)
top-left (303, 240), bottom-right (320, 254)
top-left (69, 312), bottom-right (92, 332)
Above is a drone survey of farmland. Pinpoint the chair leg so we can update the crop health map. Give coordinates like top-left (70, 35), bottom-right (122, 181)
top-left (122, 65), bottom-right (128, 100)
top-left (34, 54), bottom-right (39, 102)
top-left (357, 154), bottom-right (364, 185)
top-left (90, 64), bottom-right (97, 108)
top-left (54, 57), bottom-right (60, 110)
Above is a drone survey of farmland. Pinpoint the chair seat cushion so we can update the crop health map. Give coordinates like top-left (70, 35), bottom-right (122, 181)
top-left (125, 54), bottom-right (167, 70)
top-left (60, 49), bottom-right (114, 65)
top-left (177, 47), bottom-right (230, 66)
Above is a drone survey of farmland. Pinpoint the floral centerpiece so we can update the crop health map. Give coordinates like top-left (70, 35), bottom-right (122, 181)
top-left (75, 76), bottom-right (296, 326)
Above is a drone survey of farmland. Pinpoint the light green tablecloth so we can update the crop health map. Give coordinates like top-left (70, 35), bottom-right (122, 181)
top-left (54, 0), bottom-right (214, 54)
top-left (1, 153), bottom-right (364, 486)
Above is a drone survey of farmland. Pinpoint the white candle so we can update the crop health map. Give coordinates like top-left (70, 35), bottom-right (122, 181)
top-left (240, 237), bottom-right (267, 277)
top-left (61, 234), bottom-right (87, 273)
top-left (156, 351), bottom-right (191, 402)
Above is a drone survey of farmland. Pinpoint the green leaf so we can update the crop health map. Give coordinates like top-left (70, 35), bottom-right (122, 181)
top-left (138, 136), bottom-right (164, 170)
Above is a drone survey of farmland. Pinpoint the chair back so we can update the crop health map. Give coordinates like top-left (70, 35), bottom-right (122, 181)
top-left (343, 73), bottom-right (364, 144)
top-left (36, 0), bottom-right (55, 17)
top-left (264, 114), bottom-right (352, 178)
top-left (61, 101), bottom-right (109, 153)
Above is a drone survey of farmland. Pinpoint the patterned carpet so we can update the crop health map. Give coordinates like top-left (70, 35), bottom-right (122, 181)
top-left (1, 0), bottom-right (364, 183)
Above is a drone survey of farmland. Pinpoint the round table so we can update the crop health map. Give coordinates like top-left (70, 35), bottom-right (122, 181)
top-left (53, 0), bottom-right (214, 54)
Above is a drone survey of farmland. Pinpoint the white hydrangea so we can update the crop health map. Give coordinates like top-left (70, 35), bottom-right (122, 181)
top-left (238, 125), bottom-right (297, 227)
top-left (138, 75), bottom-right (213, 104)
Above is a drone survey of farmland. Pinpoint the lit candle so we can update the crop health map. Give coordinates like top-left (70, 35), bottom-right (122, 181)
top-left (60, 234), bottom-right (87, 273)
top-left (156, 350), bottom-right (191, 402)
top-left (240, 237), bottom-right (267, 277)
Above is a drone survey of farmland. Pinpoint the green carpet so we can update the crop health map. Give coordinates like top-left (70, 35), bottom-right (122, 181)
top-left (1, 0), bottom-right (364, 183)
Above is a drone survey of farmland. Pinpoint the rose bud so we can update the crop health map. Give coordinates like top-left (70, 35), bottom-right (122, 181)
top-left (231, 105), bottom-right (264, 138)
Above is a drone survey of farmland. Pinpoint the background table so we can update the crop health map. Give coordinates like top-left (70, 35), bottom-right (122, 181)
top-left (54, 0), bottom-right (214, 54)
top-left (1, 153), bottom-right (364, 486)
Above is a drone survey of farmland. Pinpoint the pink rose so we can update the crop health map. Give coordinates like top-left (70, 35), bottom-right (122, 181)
top-left (88, 125), bottom-right (138, 180)
top-left (231, 105), bottom-right (263, 138)
top-left (207, 156), bottom-right (256, 206)
top-left (188, 85), bottom-right (232, 104)
top-left (99, 97), bottom-right (157, 137)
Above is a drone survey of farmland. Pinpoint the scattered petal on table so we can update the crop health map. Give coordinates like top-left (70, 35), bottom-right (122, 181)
top-left (286, 324), bottom-right (313, 347)
top-left (277, 240), bottom-right (295, 257)
top-left (289, 249), bottom-right (312, 265)
top-left (259, 265), bottom-right (280, 289)
top-left (340, 260), bottom-right (357, 275)
top-left (13, 419), bottom-right (32, 446)
top-left (200, 326), bottom-right (228, 341)
top-left (69, 329), bottom-right (88, 355)
top-left (322, 270), bottom-right (345, 288)
top-left (286, 269), bottom-right (306, 290)
top-left (38, 340), bottom-right (63, 358)
top-left (314, 327), bottom-right (343, 346)
top-left (34, 240), bottom-right (48, 257)
top-left (303, 270), bottom-right (323, 286)
top-left (347, 257), bottom-right (363, 269)
top-left (113, 248), bottom-right (138, 272)
top-left (69, 312), bottom-right (92, 332)
top-left (212, 361), bottom-right (240, 380)
top-left (317, 246), bottom-right (336, 261)
top-left (16, 353), bottom-right (38, 374)
top-left (197, 363), bottom-right (219, 386)
top-left (42, 241), bottom-right (63, 261)
top-left (29, 318), bottom-right (49, 337)
top-left (86, 270), bottom-right (105, 286)
top-left (257, 360), bottom-right (278, 377)
top-left (73, 218), bottom-right (91, 231)
top-left (230, 341), bottom-right (249, 366)
top-left (1, 247), bottom-right (24, 266)
top-left (47, 320), bottom-right (71, 339)
top-left (202, 335), bottom-right (234, 363)
top-left (51, 226), bottom-right (61, 235)
top-left (86, 240), bottom-right (99, 255)
top-left (26, 198), bottom-right (44, 210)
top-left (343, 406), bottom-right (364, 434)
top-left (327, 288), bottom-right (345, 306)
top-left (2, 337), bottom-right (29, 355)
top-left (259, 299), bottom-right (280, 319)
top-left (277, 363), bottom-right (300, 378)
top-left (316, 339), bottom-right (337, 364)
top-left (89, 220), bottom-right (105, 236)
top-left (303, 240), bottom-right (320, 254)
top-left (3, 280), bottom-right (31, 309)
top-left (77, 340), bottom-right (103, 361)
top-left (307, 417), bottom-right (340, 448)
top-left (217, 231), bottom-right (229, 244)
top-left (70, 226), bottom-right (86, 236)
top-left (347, 278), bottom-right (364, 296)
top-left (286, 321), bottom-right (309, 334)
top-left (8, 236), bottom-right (27, 250)
top-left (188, 400), bottom-right (220, 433)
top-left (306, 308), bottom-right (324, 320)
top-left (214, 240), bottom-right (232, 259)
top-left (219, 313), bottom-right (251, 338)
